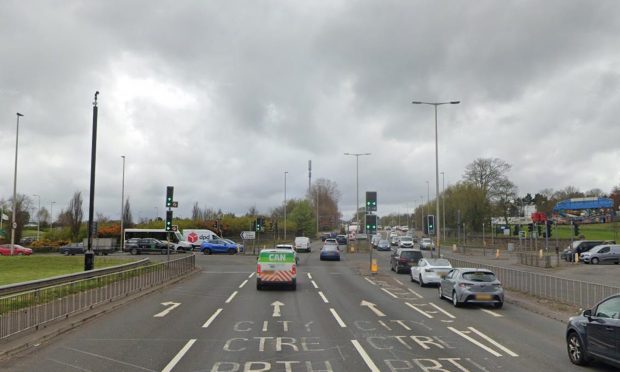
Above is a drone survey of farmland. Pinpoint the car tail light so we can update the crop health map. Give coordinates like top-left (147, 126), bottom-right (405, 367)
top-left (257, 264), bottom-right (261, 274)
top-left (458, 283), bottom-right (473, 289)
top-left (291, 265), bottom-right (297, 275)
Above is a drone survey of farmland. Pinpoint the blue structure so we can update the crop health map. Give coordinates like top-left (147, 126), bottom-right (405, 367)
top-left (553, 197), bottom-right (614, 224)
top-left (553, 197), bottom-right (613, 211)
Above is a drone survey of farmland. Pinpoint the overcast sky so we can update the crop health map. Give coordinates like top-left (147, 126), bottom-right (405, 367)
top-left (2, 0), bottom-right (620, 222)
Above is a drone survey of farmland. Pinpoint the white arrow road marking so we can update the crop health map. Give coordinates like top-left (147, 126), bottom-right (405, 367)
top-left (272, 301), bottom-right (284, 317)
top-left (154, 302), bottom-right (181, 318)
top-left (360, 300), bottom-right (386, 317)
top-left (162, 339), bottom-right (196, 372)
top-left (202, 308), bottom-right (223, 328)
top-left (351, 340), bottom-right (380, 372)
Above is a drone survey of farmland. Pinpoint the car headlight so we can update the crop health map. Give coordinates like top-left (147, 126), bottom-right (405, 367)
top-left (493, 284), bottom-right (502, 289)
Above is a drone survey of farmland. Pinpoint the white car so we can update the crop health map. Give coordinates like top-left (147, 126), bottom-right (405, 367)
top-left (410, 258), bottom-right (453, 286)
top-left (276, 244), bottom-right (299, 265)
top-left (420, 238), bottom-right (435, 250)
top-left (398, 236), bottom-right (414, 248)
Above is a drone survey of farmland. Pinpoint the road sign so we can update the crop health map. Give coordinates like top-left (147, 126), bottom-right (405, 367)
top-left (241, 231), bottom-right (256, 240)
top-left (172, 201), bottom-right (179, 208)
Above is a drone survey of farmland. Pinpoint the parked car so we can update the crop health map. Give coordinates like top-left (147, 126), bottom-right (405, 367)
top-left (201, 238), bottom-right (239, 255)
top-left (580, 244), bottom-right (620, 265)
top-left (377, 239), bottom-right (391, 251)
top-left (398, 236), bottom-right (414, 248)
top-left (320, 244), bottom-right (341, 261)
top-left (256, 248), bottom-right (297, 290)
top-left (127, 238), bottom-right (174, 255)
top-left (294, 236), bottom-right (311, 253)
top-left (59, 242), bottom-right (85, 255)
top-left (410, 258), bottom-right (453, 286)
top-left (420, 238), bottom-right (435, 250)
top-left (0, 244), bottom-right (33, 256)
top-left (336, 235), bottom-right (348, 245)
top-left (390, 248), bottom-right (423, 273)
top-left (19, 236), bottom-right (36, 245)
top-left (566, 293), bottom-right (620, 368)
top-left (561, 240), bottom-right (612, 262)
top-left (439, 268), bottom-right (504, 308)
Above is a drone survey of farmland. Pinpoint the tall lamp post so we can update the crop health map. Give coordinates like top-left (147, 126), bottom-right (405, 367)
top-left (10, 113), bottom-right (25, 255)
top-left (33, 194), bottom-right (41, 241)
top-left (50, 201), bottom-right (56, 229)
top-left (344, 153), bottom-right (371, 231)
top-left (120, 155), bottom-right (126, 253)
top-left (412, 100), bottom-right (460, 257)
top-left (284, 171), bottom-right (288, 240)
top-left (441, 172), bottom-right (446, 242)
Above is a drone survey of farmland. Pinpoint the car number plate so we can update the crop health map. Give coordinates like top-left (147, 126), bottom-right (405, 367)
top-left (475, 294), bottom-right (492, 300)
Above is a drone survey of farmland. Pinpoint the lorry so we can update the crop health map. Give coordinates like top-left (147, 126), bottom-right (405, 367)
top-left (183, 229), bottom-right (220, 250)
top-left (347, 223), bottom-right (359, 241)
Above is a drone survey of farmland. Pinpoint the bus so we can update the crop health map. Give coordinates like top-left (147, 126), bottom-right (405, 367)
top-left (123, 229), bottom-right (193, 252)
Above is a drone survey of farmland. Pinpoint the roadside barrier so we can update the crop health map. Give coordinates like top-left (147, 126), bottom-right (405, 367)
top-left (0, 255), bottom-right (195, 340)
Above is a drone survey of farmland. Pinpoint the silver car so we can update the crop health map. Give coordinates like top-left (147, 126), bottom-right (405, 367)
top-left (581, 244), bottom-right (620, 264)
top-left (439, 268), bottom-right (504, 308)
top-left (410, 258), bottom-right (453, 286)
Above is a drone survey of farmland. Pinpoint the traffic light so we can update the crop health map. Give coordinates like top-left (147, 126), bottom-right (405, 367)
top-left (537, 224), bottom-right (542, 237)
top-left (214, 220), bottom-right (219, 230)
top-left (166, 186), bottom-right (174, 208)
top-left (366, 214), bottom-right (377, 234)
top-left (366, 191), bottom-right (377, 212)
top-left (574, 223), bottom-right (580, 236)
top-left (165, 210), bottom-right (173, 231)
top-left (255, 218), bottom-right (262, 232)
top-left (252, 220), bottom-right (256, 231)
top-left (545, 221), bottom-right (552, 238)
top-left (427, 215), bottom-right (435, 235)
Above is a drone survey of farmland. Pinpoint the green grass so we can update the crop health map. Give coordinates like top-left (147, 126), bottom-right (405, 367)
top-left (554, 222), bottom-right (620, 241)
top-left (0, 256), bottom-right (134, 286)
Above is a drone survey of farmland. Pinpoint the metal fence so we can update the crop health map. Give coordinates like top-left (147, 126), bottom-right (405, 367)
top-left (0, 255), bottom-right (195, 340)
top-left (446, 256), bottom-right (620, 310)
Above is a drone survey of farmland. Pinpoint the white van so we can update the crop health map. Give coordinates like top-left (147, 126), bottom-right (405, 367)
top-left (294, 237), bottom-right (311, 253)
top-left (183, 229), bottom-right (220, 250)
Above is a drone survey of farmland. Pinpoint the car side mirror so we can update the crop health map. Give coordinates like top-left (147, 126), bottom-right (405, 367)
top-left (582, 309), bottom-right (592, 318)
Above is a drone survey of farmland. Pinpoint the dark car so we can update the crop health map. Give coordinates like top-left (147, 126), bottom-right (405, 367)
top-left (566, 294), bottom-right (620, 368)
top-left (377, 239), bottom-right (391, 251)
top-left (390, 248), bottom-right (423, 273)
top-left (127, 238), bottom-right (173, 255)
top-left (320, 244), bottom-right (341, 261)
top-left (562, 240), bottom-right (613, 262)
top-left (59, 243), bottom-right (85, 255)
top-left (336, 235), bottom-right (348, 245)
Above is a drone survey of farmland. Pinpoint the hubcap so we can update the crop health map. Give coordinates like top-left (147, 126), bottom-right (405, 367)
top-left (568, 335), bottom-right (581, 361)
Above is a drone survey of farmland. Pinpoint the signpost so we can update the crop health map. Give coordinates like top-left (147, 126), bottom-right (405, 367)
top-left (241, 231), bottom-right (256, 240)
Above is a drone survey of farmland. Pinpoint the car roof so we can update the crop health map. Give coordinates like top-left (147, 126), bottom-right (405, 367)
top-left (456, 268), bottom-right (494, 273)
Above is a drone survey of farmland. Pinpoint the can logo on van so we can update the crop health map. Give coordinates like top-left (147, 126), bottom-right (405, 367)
top-left (187, 232), bottom-right (198, 243)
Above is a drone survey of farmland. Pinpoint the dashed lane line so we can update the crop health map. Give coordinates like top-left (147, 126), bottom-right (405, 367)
top-left (161, 339), bottom-right (196, 372)
top-left (311, 280), bottom-right (319, 289)
top-left (248, 272), bottom-right (255, 278)
top-left (307, 273), bottom-right (313, 279)
top-left (351, 339), bottom-right (381, 372)
top-left (202, 308), bottom-right (223, 328)
top-left (225, 291), bottom-right (238, 304)
top-left (318, 291), bottom-right (329, 303)
top-left (330, 308), bottom-right (347, 328)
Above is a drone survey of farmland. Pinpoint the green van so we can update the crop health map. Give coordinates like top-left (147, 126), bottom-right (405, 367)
top-left (256, 249), bottom-right (297, 290)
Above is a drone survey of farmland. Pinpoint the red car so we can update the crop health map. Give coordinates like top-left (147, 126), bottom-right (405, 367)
top-left (0, 244), bottom-right (33, 256)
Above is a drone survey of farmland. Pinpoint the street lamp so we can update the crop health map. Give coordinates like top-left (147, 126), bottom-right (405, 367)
top-left (120, 155), bottom-right (126, 253)
top-left (50, 201), bottom-right (56, 229)
top-left (412, 100), bottom-right (460, 257)
top-left (344, 153), bottom-right (371, 231)
top-left (284, 171), bottom-right (288, 240)
top-left (10, 113), bottom-right (24, 255)
top-left (441, 172), bottom-right (446, 242)
top-left (33, 194), bottom-right (41, 241)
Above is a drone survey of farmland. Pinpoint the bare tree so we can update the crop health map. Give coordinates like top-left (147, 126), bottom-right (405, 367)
top-left (463, 158), bottom-right (512, 200)
top-left (308, 178), bottom-right (342, 230)
top-left (96, 212), bottom-right (110, 223)
top-left (66, 192), bottom-right (84, 241)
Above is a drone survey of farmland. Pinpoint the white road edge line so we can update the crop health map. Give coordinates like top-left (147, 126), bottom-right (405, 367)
top-left (351, 339), bottom-right (380, 372)
top-left (407, 288), bottom-right (424, 298)
top-left (381, 288), bottom-right (398, 298)
top-left (225, 291), bottom-right (238, 304)
top-left (202, 308), bottom-right (223, 328)
top-left (330, 308), bottom-right (347, 328)
top-left (307, 273), bottom-right (313, 279)
top-left (469, 327), bottom-right (519, 357)
top-left (429, 302), bottom-right (456, 319)
top-left (447, 327), bottom-right (502, 357)
top-left (405, 302), bottom-right (433, 319)
top-left (364, 277), bottom-right (376, 285)
top-left (248, 272), bottom-right (255, 278)
top-left (239, 280), bottom-right (248, 289)
top-left (311, 280), bottom-right (319, 289)
top-left (480, 308), bottom-right (503, 317)
top-left (161, 339), bottom-right (196, 372)
top-left (318, 291), bottom-right (329, 303)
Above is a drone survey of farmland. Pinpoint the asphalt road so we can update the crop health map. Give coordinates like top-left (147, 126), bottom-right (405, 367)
top-left (0, 241), bottom-right (616, 371)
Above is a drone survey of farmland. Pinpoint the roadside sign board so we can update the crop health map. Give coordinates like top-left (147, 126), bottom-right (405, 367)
top-left (241, 231), bottom-right (256, 240)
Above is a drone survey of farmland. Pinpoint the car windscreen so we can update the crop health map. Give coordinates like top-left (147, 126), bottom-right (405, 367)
top-left (379, 240), bottom-right (389, 244)
top-left (400, 251), bottom-right (421, 259)
top-left (400, 237), bottom-right (413, 241)
top-left (462, 271), bottom-right (496, 282)
top-left (322, 245), bottom-right (339, 251)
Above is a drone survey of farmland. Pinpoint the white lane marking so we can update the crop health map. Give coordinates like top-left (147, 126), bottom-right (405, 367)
top-left (447, 327), bottom-right (502, 357)
top-left (225, 291), bottom-right (238, 304)
top-left (394, 279), bottom-right (404, 285)
top-left (161, 339), bottom-right (196, 372)
top-left (481, 308), bottom-right (503, 317)
top-left (407, 288), bottom-right (424, 298)
top-left (351, 339), bottom-right (381, 372)
top-left (311, 280), bottom-right (319, 289)
top-left (248, 272), bottom-right (255, 278)
top-left (364, 277), bottom-right (376, 285)
top-left (330, 308), bottom-right (347, 328)
top-left (202, 308), bottom-right (223, 328)
top-left (272, 301), bottom-right (284, 317)
top-left (405, 302), bottom-right (433, 319)
top-left (360, 300), bottom-right (386, 317)
top-left (307, 273), bottom-right (313, 279)
top-left (318, 291), bottom-right (329, 303)
top-left (239, 280), bottom-right (248, 288)
top-left (429, 302), bottom-right (456, 319)
top-left (469, 327), bottom-right (519, 357)
top-left (381, 288), bottom-right (398, 298)
top-left (154, 302), bottom-right (181, 318)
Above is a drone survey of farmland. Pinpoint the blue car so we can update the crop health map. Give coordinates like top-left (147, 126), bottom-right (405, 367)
top-left (201, 239), bottom-right (239, 255)
top-left (320, 245), bottom-right (341, 261)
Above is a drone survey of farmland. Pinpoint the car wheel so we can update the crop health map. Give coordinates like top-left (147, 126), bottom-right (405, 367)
top-left (494, 302), bottom-right (503, 309)
top-left (438, 286), bottom-right (443, 299)
top-left (419, 275), bottom-right (425, 287)
top-left (452, 291), bottom-right (462, 307)
top-left (256, 281), bottom-right (262, 290)
top-left (131, 248), bottom-right (138, 255)
top-left (411, 273), bottom-right (415, 282)
top-left (63, 251), bottom-right (69, 256)
top-left (228, 248), bottom-right (236, 255)
top-left (591, 257), bottom-right (599, 264)
top-left (206, 249), bottom-right (212, 255)
top-left (291, 279), bottom-right (297, 290)
top-left (567, 331), bottom-right (590, 365)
